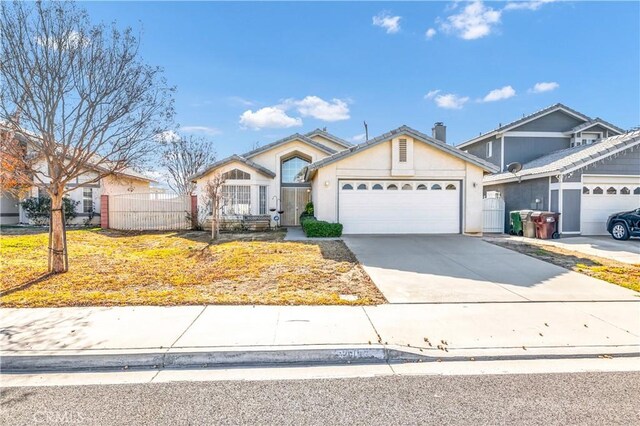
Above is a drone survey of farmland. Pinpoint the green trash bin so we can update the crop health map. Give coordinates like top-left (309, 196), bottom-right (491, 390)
top-left (509, 211), bottom-right (523, 236)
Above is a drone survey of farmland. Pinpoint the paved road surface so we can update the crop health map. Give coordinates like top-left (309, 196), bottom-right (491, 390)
top-left (2, 372), bottom-right (638, 425)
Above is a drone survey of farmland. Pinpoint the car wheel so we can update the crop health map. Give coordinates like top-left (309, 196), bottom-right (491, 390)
top-left (611, 222), bottom-right (630, 240)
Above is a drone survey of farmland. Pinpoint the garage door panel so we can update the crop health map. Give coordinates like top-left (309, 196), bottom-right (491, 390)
top-left (581, 177), bottom-right (640, 235)
top-left (339, 180), bottom-right (460, 234)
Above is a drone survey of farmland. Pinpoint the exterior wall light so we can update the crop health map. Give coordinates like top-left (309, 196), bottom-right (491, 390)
top-left (324, 180), bottom-right (330, 187)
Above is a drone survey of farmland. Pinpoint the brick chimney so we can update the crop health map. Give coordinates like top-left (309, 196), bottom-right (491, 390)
top-left (432, 122), bottom-right (446, 143)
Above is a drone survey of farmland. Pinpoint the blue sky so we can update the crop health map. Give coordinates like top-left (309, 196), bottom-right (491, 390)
top-left (84, 1), bottom-right (640, 157)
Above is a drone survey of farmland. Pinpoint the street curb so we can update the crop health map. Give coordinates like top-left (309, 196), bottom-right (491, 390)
top-left (2, 345), bottom-right (639, 373)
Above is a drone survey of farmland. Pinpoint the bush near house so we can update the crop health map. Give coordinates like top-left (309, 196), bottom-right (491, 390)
top-left (301, 215), bottom-right (343, 238)
top-left (20, 197), bottom-right (79, 225)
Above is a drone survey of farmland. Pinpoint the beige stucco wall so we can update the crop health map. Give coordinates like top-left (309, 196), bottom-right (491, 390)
top-left (311, 135), bottom-right (486, 233)
top-left (308, 134), bottom-right (349, 152)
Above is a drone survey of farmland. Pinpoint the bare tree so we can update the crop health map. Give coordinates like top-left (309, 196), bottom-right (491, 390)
top-left (0, 1), bottom-right (174, 273)
top-left (203, 173), bottom-right (226, 240)
top-left (161, 134), bottom-right (216, 195)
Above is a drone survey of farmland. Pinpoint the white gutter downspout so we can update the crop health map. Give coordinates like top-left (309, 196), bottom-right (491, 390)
top-left (500, 134), bottom-right (505, 172)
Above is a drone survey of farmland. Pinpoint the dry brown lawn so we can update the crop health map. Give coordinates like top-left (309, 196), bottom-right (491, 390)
top-left (486, 238), bottom-right (640, 293)
top-left (0, 227), bottom-right (385, 307)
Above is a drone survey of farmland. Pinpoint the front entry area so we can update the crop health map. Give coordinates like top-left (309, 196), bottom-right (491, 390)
top-left (338, 180), bottom-right (461, 234)
top-left (281, 187), bottom-right (310, 226)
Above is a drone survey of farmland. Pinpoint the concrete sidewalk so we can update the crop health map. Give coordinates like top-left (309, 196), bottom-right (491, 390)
top-left (2, 301), bottom-right (639, 372)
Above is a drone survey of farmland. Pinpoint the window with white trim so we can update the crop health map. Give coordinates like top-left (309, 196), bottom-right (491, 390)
top-left (486, 141), bottom-right (493, 158)
top-left (259, 186), bottom-right (268, 214)
top-left (222, 185), bottom-right (251, 215)
top-left (82, 188), bottom-right (93, 213)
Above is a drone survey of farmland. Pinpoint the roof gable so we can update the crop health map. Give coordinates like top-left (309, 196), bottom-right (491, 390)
top-left (304, 129), bottom-right (352, 148)
top-left (190, 154), bottom-right (276, 181)
top-left (457, 103), bottom-right (594, 148)
top-left (566, 118), bottom-right (625, 135)
top-left (242, 133), bottom-right (336, 159)
top-left (305, 125), bottom-right (499, 178)
top-left (484, 131), bottom-right (640, 184)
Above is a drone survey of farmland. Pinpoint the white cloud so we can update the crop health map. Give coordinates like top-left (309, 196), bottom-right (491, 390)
top-left (228, 96), bottom-right (256, 107)
top-left (287, 96), bottom-right (350, 122)
top-left (37, 31), bottom-right (89, 50)
top-left (441, 1), bottom-right (502, 40)
top-left (155, 130), bottom-right (180, 142)
top-left (481, 85), bottom-right (516, 102)
top-left (424, 89), bottom-right (441, 99)
top-left (504, 0), bottom-right (555, 11)
top-left (239, 107), bottom-right (302, 130)
top-left (433, 93), bottom-right (470, 110)
top-left (425, 28), bottom-right (437, 39)
top-left (530, 81), bottom-right (560, 93)
top-left (351, 133), bottom-right (367, 143)
top-left (181, 126), bottom-right (221, 136)
top-left (373, 12), bottom-right (401, 34)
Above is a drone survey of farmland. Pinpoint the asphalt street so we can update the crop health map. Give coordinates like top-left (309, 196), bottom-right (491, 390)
top-left (2, 372), bottom-right (639, 425)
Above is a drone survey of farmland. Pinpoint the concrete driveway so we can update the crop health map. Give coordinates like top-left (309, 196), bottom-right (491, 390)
top-left (343, 235), bottom-right (639, 303)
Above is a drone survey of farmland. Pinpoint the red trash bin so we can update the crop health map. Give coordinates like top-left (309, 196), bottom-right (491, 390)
top-left (531, 211), bottom-right (560, 239)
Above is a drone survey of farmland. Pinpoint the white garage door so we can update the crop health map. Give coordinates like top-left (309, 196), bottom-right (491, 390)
top-left (338, 180), bottom-right (461, 234)
top-left (581, 176), bottom-right (640, 235)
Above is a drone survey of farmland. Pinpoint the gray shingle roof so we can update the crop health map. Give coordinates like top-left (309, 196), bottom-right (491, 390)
top-left (484, 131), bottom-right (640, 184)
top-left (457, 103), bottom-right (595, 148)
top-left (304, 129), bottom-right (353, 148)
top-left (566, 118), bottom-right (625, 135)
top-left (241, 133), bottom-right (337, 159)
top-left (190, 154), bottom-right (276, 181)
top-left (304, 125), bottom-right (499, 178)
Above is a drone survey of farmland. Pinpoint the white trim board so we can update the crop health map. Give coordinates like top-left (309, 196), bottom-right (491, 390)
top-left (550, 182), bottom-right (582, 190)
top-left (505, 131), bottom-right (567, 138)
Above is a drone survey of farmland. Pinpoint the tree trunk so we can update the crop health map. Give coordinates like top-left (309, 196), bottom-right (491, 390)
top-left (49, 194), bottom-right (67, 273)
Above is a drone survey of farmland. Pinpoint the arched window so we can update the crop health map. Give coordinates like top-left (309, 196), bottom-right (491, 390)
top-left (281, 156), bottom-right (310, 183)
top-left (620, 187), bottom-right (630, 195)
top-left (431, 184), bottom-right (442, 190)
top-left (606, 187), bottom-right (617, 195)
top-left (357, 183), bottom-right (367, 190)
top-left (402, 184), bottom-right (413, 190)
top-left (222, 168), bottom-right (250, 180)
top-left (445, 184), bottom-right (456, 190)
top-left (634, 187), bottom-right (640, 195)
top-left (593, 186), bottom-right (603, 195)
top-left (372, 183), bottom-right (383, 190)
top-left (582, 186), bottom-right (590, 194)
top-left (416, 184), bottom-right (428, 190)
top-left (387, 184), bottom-right (398, 190)
top-left (342, 183), bottom-right (353, 190)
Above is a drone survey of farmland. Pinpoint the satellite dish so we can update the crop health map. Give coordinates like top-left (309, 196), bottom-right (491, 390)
top-left (507, 162), bottom-right (522, 174)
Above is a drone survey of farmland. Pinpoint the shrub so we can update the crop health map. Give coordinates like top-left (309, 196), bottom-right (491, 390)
top-left (301, 216), bottom-right (343, 238)
top-left (303, 201), bottom-right (314, 216)
top-left (20, 197), bottom-right (79, 225)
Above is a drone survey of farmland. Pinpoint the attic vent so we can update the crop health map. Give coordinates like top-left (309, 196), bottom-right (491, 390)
top-left (399, 139), bottom-right (407, 163)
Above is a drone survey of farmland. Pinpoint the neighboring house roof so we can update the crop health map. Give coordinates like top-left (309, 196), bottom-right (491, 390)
top-left (304, 125), bottom-right (499, 179)
top-left (484, 131), bottom-right (640, 184)
top-left (190, 154), bottom-right (276, 181)
top-left (241, 133), bottom-right (337, 159)
top-left (456, 103), bottom-right (608, 148)
top-left (565, 118), bottom-right (625, 135)
top-left (304, 128), bottom-right (353, 148)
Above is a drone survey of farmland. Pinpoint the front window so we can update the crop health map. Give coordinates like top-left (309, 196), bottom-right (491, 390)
top-left (259, 186), bottom-right (268, 214)
top-left (281, 156), bottom-right (310, 183)
top-left (222, 169), bottom-right (250, 180)
top-left (222, 185), bottom-right (251, 215)
top-left (82, 188), bottom-right (93, 213)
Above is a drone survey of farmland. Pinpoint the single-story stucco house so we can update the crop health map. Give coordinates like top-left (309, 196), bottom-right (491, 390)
top-left (192, 125), bottom-right (499, 234)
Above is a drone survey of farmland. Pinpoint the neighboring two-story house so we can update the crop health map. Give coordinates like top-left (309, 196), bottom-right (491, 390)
top-left (456, 103), bottom-right (639, 235)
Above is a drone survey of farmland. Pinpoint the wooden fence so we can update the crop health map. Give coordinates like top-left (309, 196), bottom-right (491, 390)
top-left (106, 193), bottom-right (193, 231)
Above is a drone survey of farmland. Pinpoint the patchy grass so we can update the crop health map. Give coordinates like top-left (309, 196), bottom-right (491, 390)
top-left (0, 227), bottom-right (385, 307)
top-left (486, 238), bottom-right (640, 293)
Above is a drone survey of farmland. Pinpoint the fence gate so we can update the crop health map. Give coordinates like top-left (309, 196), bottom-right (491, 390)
top-left (108, 193), bottom-right (192, 231)
top-left (483, 196), bottom-right (505, 233)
